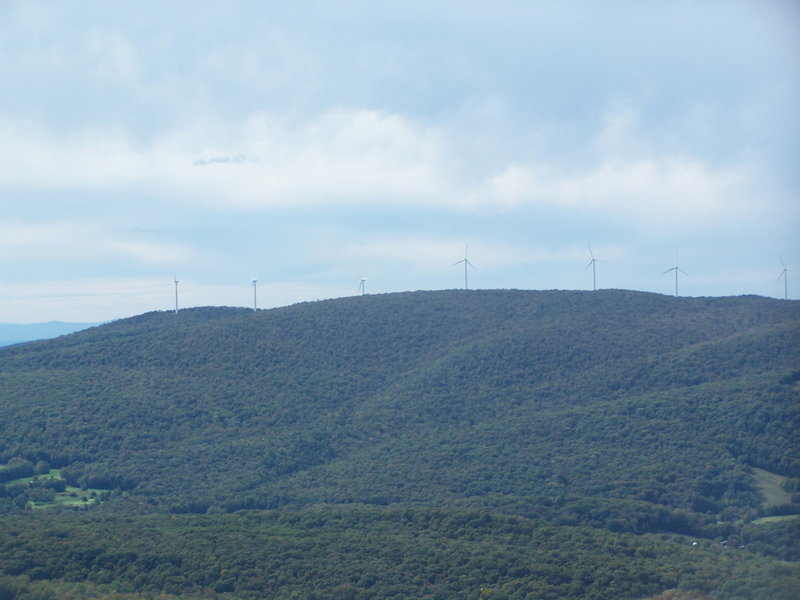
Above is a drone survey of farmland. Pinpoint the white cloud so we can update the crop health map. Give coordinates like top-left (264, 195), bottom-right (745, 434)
top-left (0, 220), bottom-right (191, 265)
top-left (0, 110), bottom-right (453, 208)
top-left (486, 156), bottom-right (753, 226)
top-left (0, 106), bottom-right (761, 230)
top-left (184, 109), bottom-right (452, 207)
top-left (0, 119), bottom-right (150, 188)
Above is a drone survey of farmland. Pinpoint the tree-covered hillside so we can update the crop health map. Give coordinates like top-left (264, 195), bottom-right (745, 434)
top-left (0, 289), bottom-right (798, 599)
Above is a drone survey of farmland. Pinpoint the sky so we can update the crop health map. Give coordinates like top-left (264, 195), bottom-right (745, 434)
top-left (1, 1), bottom-right (799, 323)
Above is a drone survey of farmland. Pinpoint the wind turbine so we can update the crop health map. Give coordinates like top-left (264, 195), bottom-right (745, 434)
top-left (662, 253), bottom-right (687, 297)
top-left (357, 271), bottom-right (368, 296)
top-left (173, 274), bottom-right (179, 313)
top-left (453, 244), bottom-right (474, 290)
top-left (777, 258), bottom-right (791, 300)
top-left (251, 276), bottom-right (258, 310)
top-left (584, 246), bottom-right (602, 291)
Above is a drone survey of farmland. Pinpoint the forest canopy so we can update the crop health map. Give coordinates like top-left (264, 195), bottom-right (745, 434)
top-left (0, 289), bottom-right (798, 599)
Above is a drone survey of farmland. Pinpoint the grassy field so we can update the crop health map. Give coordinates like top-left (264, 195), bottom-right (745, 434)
top-left (751, 514), bottom-right (800, 525)
top-left (751, 467), bottom-right (792, 508)
top-left (29, 486), bottom-right (107, 509)
top-left (2, 467), bottom-right (110, 509)
top-left (5, 467), bottom-right (64, 485)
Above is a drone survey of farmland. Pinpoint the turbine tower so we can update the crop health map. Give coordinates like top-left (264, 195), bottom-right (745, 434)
top-left (662, 253), bottom-right (687, 297)
top-left (777, 258), bottom-right (790, 300)
top-left (453, 244), bottom-right (474, 290)
top-left (357, 272), bottom-right (368, 296)
top-left (584, 246), bottom-right (602, 291)
top-left (252, 276), bottom-right (258, 310)
top-left (173, 274), bottom-right (179, 313)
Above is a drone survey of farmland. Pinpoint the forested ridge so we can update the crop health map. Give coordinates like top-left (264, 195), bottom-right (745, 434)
top-left (0, 289), bottom-right (798, 599)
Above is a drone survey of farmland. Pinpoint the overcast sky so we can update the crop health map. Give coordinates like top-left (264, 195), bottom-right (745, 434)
top-left (1, 1), bottom-right (798, 323)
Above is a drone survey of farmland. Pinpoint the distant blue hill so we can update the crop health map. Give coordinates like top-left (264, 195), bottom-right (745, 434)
top-left (0, 321), bottom-right (99, 347)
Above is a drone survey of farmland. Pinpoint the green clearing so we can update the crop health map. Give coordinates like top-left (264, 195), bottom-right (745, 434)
top-left (751, 467), bottom-right (792, 508)
top-left (1, 467), bottom-right (110, 510)
top-left (6, 467), bottom-right (63, 486)
top-left (751, 514), bottom-right (800, 525)
top-left (30, 486), bottom-right (107, 509)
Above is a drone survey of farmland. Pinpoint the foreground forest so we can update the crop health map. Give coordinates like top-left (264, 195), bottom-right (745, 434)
top-left (0, 289), bottom-right (798, 599)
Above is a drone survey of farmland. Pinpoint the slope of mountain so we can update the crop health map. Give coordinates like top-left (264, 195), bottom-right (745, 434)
top-left (0, 321), bottom-right (99, 348)
top-left (0, 289), bottom-right (798, 599)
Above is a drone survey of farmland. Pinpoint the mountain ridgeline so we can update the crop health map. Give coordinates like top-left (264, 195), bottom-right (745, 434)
top-left (0, 289), bottom-right (798, 600)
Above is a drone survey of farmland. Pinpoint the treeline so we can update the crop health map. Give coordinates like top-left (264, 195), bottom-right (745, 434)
top-left (0, 458), bottom-right (39, 483)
